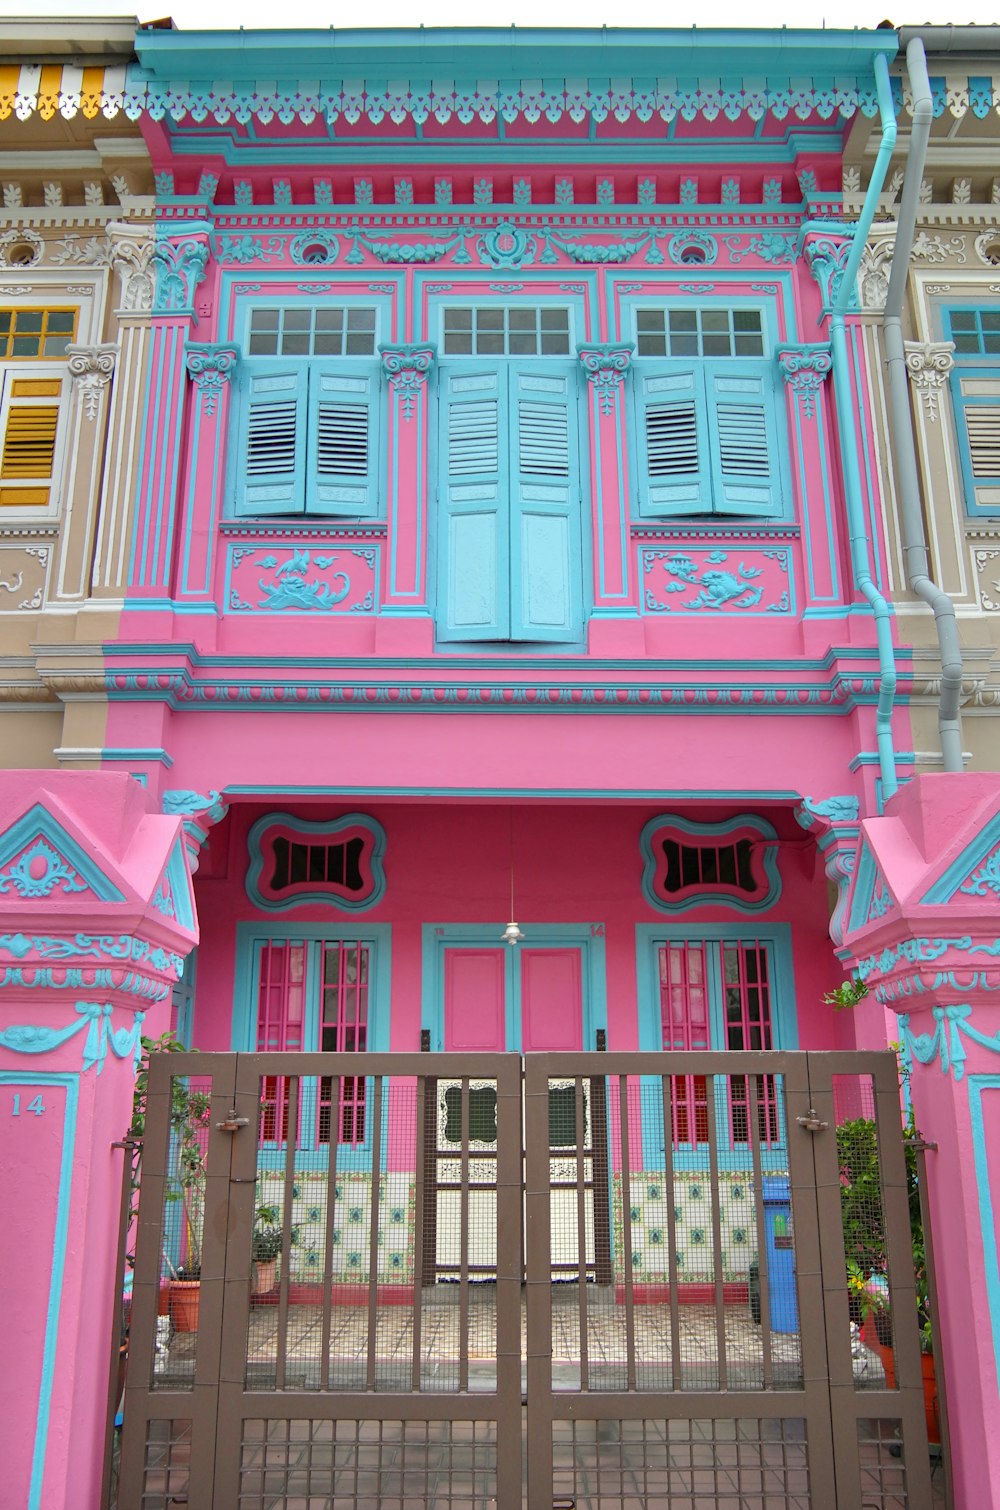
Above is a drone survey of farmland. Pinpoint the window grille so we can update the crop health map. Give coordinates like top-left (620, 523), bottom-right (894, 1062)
top-left (948, 307), bottom-right (1000, 356)
top-left (247, 306), bottom-right (376, 357)
top-left (660, 836), bottom-right (756, 895)
top-left (318, 941), bottom-right (369, 1145)
top-left (0, 308), bottom-right (77, 359)
top-left (635, 307), bottom-right (764, 360)
top-left (442, 306), bottom-right (571, 356)
top-left (0, 376), bottom-right (63, 508)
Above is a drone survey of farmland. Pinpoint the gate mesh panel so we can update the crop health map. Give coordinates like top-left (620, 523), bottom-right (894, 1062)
top-left (544, 1072), bottom-right (803, 1393)
top-left (858, 1418), bottom-right (910, 1508)
top-left (551, 1417), bottom-right (810, 1507)
top-left (238, 1419), bottom-right (498, 1507)
top-left (140, 1419), bottom-right (192, 1506)
top-left (153, 1074), bottom-right (212, 1390)
top-left (833, 1075), bottom-right (899, 1390)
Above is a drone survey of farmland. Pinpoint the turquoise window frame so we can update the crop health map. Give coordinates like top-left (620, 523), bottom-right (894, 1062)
top-left (620, 291), bottom-right (792, 523)
top-left (227, 291), bottom-right (392, 522)
top-left (943, 307), bottom-right (1000, 518)
top-left (233, 921), bottom-right (392, 1172)
top-left (635, 922), bottom-right (796, 1171)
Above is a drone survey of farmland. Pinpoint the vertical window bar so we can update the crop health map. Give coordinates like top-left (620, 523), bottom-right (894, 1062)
top-left (256, 942), bottom-right (303, 1146)
top-left (659, 942), bottom-right (709, 1145)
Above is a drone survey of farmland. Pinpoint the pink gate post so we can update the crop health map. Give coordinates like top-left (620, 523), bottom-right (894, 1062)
top-left (842, 772), bottom-right (1000, 1508)
top-left (0, 772), bottom-right (198, 1510)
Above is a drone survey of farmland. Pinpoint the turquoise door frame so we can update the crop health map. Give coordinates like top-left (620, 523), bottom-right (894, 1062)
top-left (420, 922), bottom-right (608, 1052)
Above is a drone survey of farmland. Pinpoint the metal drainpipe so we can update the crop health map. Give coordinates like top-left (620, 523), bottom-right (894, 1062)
top-left (829, 50), bottom-right (899, 803)
top-left (882, 37), bottom-right (964, 771)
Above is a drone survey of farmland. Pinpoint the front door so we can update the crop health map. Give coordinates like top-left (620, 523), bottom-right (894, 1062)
top-left (426, 929), bottom-right (608, 1282)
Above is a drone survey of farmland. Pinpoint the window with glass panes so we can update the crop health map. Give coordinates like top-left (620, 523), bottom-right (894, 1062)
top-left (233, 304), bottom-right (381, 518)
top-left (255, 938), bottom-right (370, 1148)
top-left (945, 306), bottom-right (1000, 515)
top-left (441, 305), bottom-right (571, 357)
top-left (0, 308), bottom-right (77, 509)
top-left (631, 305), bottom-right (782, 519)
top-left (658, 938), bottom-right (779, 1148)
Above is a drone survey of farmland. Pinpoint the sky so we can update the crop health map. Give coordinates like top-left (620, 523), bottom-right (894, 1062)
top-left (4, 0), bottom-right (1000, 33)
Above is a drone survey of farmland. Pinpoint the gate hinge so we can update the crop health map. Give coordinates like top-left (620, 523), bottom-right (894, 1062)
top-left (216, 1110), bottom-right (250, 1131)
top-left (796, 1108), bottom-right (829, 1132)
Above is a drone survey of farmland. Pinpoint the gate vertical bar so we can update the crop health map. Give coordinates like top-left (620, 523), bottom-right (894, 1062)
top-left (659, 1073), bottom-right (682, 1391)
top-left (617, 1072), bottom-right (637, 1391)
top-left (274, 1072), bottom-right (300, 1393)
top-left (524, 1056), bottom-right (554, 1510)
top-left (574, 1074), bottom-right (589, 1390)
top-left (591, 1030), bottom-right (612, 1286)
top-left (913, 1137), bottom-right (952, 1508)
top-left (704, 1074), bottom-right (729, 1390)
top-left (747, 1073), bottom-right (775, 1389)
top-left (319, 1074), bottom-right (341, 1391)
top-left (365, 1073), bottom-right (383, 1392)
top-left (495, 1054), bottom-right (524, 1510)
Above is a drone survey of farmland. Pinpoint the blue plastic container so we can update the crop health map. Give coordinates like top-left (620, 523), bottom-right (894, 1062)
top-left (760, 1175), bottom-right (799, 1334)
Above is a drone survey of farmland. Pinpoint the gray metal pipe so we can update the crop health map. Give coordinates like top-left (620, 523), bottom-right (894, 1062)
top-left (882, 36), bottom-right (965, 771)
top-left (898, 25), bottom-right (1000, 52)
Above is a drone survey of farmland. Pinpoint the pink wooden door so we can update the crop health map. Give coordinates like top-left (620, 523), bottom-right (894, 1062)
top-left (442, 947), bottom-right (507, 1052)
top-left (519, 947), bottom-right (583, 1051)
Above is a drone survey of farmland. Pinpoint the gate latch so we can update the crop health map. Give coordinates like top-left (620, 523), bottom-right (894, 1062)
top-left (796, 1108), bottom-right (829, 1133)
top-left (216, 1110), bottom-right (250, 1132)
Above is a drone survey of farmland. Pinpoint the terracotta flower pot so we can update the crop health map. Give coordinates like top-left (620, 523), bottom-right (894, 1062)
top-left (251, 1259), bottom-right (277, 1296)
top-left (169, 1279), bottom-right (201, 1333)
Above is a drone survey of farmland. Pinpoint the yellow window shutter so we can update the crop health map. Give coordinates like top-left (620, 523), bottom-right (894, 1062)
top-left (0, 377), bottom-right (62, 506)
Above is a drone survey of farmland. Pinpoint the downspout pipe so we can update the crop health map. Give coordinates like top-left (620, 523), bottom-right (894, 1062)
top-left (882, 37), bottom-right (965, 772)
top-left (898, 25), bottom-right (1000, 52)
top-left (829, 50), bottom-right (899, 802)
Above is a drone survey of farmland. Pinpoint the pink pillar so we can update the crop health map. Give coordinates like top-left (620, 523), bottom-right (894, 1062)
top-left (0, 772), bottom-right (198, 1510)
top-left (377, 343), bottom-right (435, 653)
top-left (842, 773), bottom-right (1000, 1507)
top-left (577, 343), bottom-right (641, 655)
top-left (177, 342), bottom-right (239, 603)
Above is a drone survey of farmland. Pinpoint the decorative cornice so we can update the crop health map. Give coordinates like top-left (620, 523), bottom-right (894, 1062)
top-left (66, 343), bottom-right (118, 421)
top-left (904, 340), bottom-right (956, 423)
top-left (793, 795), bottom-right (860, 946)
top-left (185, 343), bottom-right (239, 416)
top-left (577, 343), bottom-right (635, 415)
top-left (162, 789), bottom-right (229, 873)
top-left (379, 343), bottom-right (436, 420)
top-left (776, 343), bottom-right (833, 420)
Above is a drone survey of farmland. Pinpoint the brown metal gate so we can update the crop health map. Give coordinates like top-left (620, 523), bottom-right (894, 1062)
top-left (116, 1049), bottom-right (940, 1509)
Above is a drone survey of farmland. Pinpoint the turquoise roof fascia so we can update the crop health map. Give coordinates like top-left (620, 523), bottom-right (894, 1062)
top-left (133, 26), bottom-right (899, 82)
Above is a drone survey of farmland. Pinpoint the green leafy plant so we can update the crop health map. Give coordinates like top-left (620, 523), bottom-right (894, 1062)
top-left (823, 977), bottom-right (869, 1010)
top-left (252, 1205), bottom-right (284, 1264)
top-left (129, 1032), bottom-right (210, 1281)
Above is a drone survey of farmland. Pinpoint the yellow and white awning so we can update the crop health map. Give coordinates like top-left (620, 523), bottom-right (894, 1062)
top-left (0, 63), bottom-right (128, 122)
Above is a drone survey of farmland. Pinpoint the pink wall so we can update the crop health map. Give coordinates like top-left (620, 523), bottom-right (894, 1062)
top-left (189, 800), bottom-right (844, 1055)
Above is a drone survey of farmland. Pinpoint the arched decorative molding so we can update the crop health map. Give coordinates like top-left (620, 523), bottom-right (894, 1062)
top-left (246, 812), bottom-right (387, 912)
top-left (640, 813), bottom-right (781, 915)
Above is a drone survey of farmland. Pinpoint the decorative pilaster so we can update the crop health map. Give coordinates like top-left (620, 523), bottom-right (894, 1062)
top-left (793, 794), bottom-right (860, 947)
top-left (801, 227), bottom-right (855, 312)
top-left (379, 344), bottom-right (436, 613)
top-left (66, 344), bottom-right (117, 422)
top-left (152, 234), bottom-right (210, 315)
top-left (776, 344), bottom-right (832, 421)
top-left (904, 340), bottom-right (956, 423)
top-left (577, 343), bottom-right (636, 613)
top-left (106, 223), bottom-right (155, 316)
top-left (777, 345), bottom-right (839, 605)
top-left (174, 345), bottom-right (240, 602)
top-left (54, 345), bottom-right (120, 601)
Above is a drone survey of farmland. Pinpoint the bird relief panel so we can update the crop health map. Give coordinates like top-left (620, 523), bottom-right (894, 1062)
top-left (225, 544), bottom-right (379, 614)
top-left (640, 545), bottom-right (792, 615)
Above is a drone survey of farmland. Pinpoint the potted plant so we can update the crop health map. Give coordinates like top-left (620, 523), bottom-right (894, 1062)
top-left (157, 1063), bottom-right (212, 1332)
top-left (838, 1114), bottom-right (939, 1444)
top-left (251, 1206), bottom-right (283, 1296)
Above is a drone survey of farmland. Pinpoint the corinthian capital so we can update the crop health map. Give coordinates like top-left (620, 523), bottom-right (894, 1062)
top-left (904, 340), bottom-right (956, 422)
top-left (66, 343), bottom-right (117, 420)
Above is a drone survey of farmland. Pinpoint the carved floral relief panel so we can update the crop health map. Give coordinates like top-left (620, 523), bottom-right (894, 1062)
top-left (639, 544), bottom-right (793, 615)
top-left (225, 543), bottom-right (379, 614)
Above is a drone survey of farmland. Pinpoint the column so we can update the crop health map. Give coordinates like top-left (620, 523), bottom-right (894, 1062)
top-left (576, 343), bottom-right (637, 650)
top-left (842, 772), bottom-right (1000, 1508)
top-left (777, 344), bottom-right (839, 606)
top-left (0, 771), bottom-right (197, 1510)
top-left (55, 343), bottom-right (117, 602)
top-left (378, 343), bottom-right (435, 649)
top-left (176, 344), bottom-right (239, 604)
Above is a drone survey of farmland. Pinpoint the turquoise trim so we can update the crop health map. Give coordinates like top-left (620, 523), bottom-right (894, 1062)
top-left (0, 804), bottom-right (125, 904)
top-left (160, 836), bottom-right (196, 932)
top-left (896, 1005), bottom-right (1000, 1083)
top-left (227, 783), bottom-right (805, 800)
top-left (420, 921), bottom-right (607, 1052)
top-left (968, 1074), bottom-right (1000, 1395)
top-left (634, 923), bottom-right (796, 1169)
top-left (245, 812), bottom-right (387, 913)
top-left (639, 812), bottom-right (781, 915)
top-left (3, 1071), bottom-right (79, 1510)
top-left (232, 922), bottom-right (392, 1169)
top-left (101, 747), bottom-right (174, 767)
top-left (922, 809), bottom-right (1000, 904)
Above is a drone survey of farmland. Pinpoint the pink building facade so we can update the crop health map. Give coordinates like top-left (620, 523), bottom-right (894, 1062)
top-left (5, 23), bottom-right (1000, 1509)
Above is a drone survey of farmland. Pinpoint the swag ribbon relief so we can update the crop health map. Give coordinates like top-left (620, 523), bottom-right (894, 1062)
top-left (0, 1000), bottom-right (145, 1075)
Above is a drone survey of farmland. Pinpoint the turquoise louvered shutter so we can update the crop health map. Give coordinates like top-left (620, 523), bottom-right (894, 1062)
top-left (635, 366), bottom-right (711, 517)
top-left (438, 367), bottom-right (508, 641)
top-left (234, 364), bottom-right (307, 516)
top-left (307, 364), bottom-right (381, 517)
top-left (950, 367), bottom-right (1000, 514)
top-left (509, 364), bottom-right (582, 642)
top-left (704, 361), bottom-right (781, 517)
